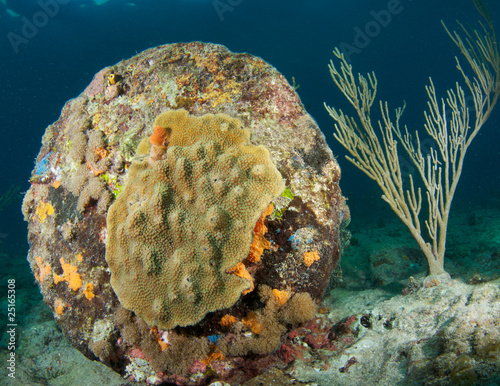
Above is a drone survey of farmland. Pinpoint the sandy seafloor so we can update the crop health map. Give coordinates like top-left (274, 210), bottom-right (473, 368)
top-left (1, 199), bottom-right (499, 385)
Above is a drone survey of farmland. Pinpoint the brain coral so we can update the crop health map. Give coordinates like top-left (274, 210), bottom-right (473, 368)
top-left (105, 109), bottom-right (285, 329)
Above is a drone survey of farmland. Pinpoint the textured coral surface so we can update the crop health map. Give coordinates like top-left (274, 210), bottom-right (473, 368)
top-left (23, 42), bottom-right (349, 384)
top-left (106, 109), bottom-right (285, 329)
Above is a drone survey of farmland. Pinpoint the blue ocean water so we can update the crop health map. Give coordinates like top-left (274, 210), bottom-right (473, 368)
top-left (0, 1), bottom-right (499, 384)
top-left (0, 0), bottom-right (499, 282)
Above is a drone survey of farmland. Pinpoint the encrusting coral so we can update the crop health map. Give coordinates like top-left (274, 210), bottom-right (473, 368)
top-left (105, 109), bottom-right (285, 329)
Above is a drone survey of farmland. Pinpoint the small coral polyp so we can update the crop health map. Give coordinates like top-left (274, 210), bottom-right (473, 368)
top-left (105, 109), bottom-right (284, 329)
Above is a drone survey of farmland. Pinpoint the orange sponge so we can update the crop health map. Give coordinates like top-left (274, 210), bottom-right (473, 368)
top-left (149, 125), bottom-right (170, 146)
top-left (227, 262), bottom-right (254, 294)
top-left (247, 204), bottom-right (273, 263)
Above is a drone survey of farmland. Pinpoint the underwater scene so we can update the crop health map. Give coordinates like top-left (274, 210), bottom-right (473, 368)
top-left (1, 0), bottom-right (500, 385)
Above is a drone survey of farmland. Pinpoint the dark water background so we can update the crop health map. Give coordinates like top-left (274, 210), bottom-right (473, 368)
top-left (0, 0), bottom-right (499, 257)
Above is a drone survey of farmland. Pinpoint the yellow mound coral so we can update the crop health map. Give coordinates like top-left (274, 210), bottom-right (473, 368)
top-left (106, 109), bottom-right (284, 329)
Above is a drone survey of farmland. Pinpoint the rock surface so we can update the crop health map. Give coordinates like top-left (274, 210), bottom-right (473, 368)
top-left (22, 42), bottom-right (349, 383)
top-left (289, 278), bottom-right (500, 385)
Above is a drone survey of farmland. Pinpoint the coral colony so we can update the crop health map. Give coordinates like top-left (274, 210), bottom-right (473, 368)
top-left (23, 42), bottom-right (348, 384)
top-left (106, 109), bottom-right (285, 329)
